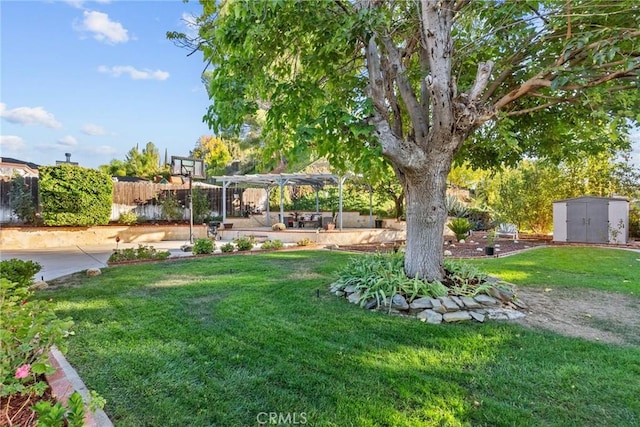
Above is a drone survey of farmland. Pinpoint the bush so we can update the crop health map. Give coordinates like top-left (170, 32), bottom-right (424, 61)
top-left (629, 205), bottom-right (640, 238)
top-left (234, 235), bottom-right (256, 251)
top-left (271, 222), bottom-right (286, 231)
top-left (445, 195), bottom-right (468, 218)
top-left (296, 238), bottom-right (313, 247)
top-left (118, 211), bottom-right (138, 225)
top-left (447, 217), bottom-right (473, 241)
top-left (0, 259), bottom-right (41, 289)
top-left (331, 252), bottom-right (448, 306)
top-left (193, 238), bottom-right (214, 255)
top-left (0, 277), bottom-right (74, 397)
top-left (261, 239), bottom-right (284, 250)
top-left (220, 242), bottom-right (235, 252)
top-left (108, 245), bottom-right (171, 263)
top-left (8, 175), bottom-right (37, 224)
top-left (156, 190), bottom-right (183, 222)
top-left (39, 165), bottom-right (113, 226)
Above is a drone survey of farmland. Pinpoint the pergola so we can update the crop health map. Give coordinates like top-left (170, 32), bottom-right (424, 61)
top-left (210, 173), bottom-right (374, 229)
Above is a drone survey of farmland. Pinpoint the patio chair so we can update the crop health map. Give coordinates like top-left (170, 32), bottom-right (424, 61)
top-left (495, 223), bottom-right (518, 241)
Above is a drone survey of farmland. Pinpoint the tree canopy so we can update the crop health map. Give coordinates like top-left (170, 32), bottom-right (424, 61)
top-left (99, 141), bottom-right (167, 179)
top-left (172, 0), bottom-right (639, 280)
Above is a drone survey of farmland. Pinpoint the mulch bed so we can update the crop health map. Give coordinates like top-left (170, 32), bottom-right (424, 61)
top-left (1, 377), bottom-right (57, 427)
top-left (332, 234), bottom-right (550, 258)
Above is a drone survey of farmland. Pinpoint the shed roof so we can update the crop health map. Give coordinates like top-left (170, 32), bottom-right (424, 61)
top-left (553, 196), bottom-right (629, 203)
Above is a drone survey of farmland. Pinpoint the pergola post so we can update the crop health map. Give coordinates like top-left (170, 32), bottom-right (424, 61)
top-left (368, 183), bottom-right (374, 228)
top-left (265, 185), bottom-right (275, 227)
top-left (313, 184), bottom-right (321, 214)
top-left (222, 181), bottom-right (229, 222)
top-left (338, 175), bottom-right (347, 230)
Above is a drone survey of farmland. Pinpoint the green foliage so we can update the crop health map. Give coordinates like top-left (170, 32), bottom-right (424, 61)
top-left (0, 278), bottom-right (74, 397)
top-left (108, 245), bottom-right (170, 263)
top-left (220, 242), bottom-right (235, 252)
top-left (39, 165), bottom-right (113, 226)
top-left (332, 252), bottom-right (449, 306)
top-left (296, 238), bottom-right (313, 247)
top-left (629, 204), bottom-right (640, 238)
top-left (191, 187), bottom-right (210, 223)
top-left (155, 190), bottom-right (183, 221)
top-left (0, 258), bottom-right (41, 289)
top-left (442, 259), bottom-right (490, 296)
top-left (118, 211), bottom-right (138, 225)
top-left (447, 217), bottom-right (473, 241)
top-left (191, 135), bottom-right (233, 176)
top-left (193, 238), bottom-right (214, 255)
top-left (8, 175), bottom-right (37, 223)
top-left (233, 235), bottom-right (256, 251)
top-left (99, 142), bottom-right (167, 179)
top-left (261, 239), bottom-right (283, 250)
top-left (445, 195), bottom-right (468, 218)
top-left (32, 390), bottom-right (105, 427)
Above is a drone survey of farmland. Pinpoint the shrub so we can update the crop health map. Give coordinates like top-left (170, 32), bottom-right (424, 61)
top-left (629, 205), bottom-right (640, 238)
top-left (234, 235), bottom-right (256, 251)
top-left (271, 222), bottom-right (286, 231)
top-left (332, 252), bottom-right (448, 306)
top-left (447, 217), bottom-right (472, 241)
top-left (0, 259), bottom-right (42, 289)
top-left (8, 175), bottom-right (37, 224)
top-left (39, 165), bottom-right (113, 226)
top-left (220, 242), bottom-right (235, 252)
top-left (193, 238), bottom-right (214, 255)
top-left (297, 238), bottom-right (313, 247)
top-left (108, 245), bottom-right (171, 263)
top-left (156, 190), bottom-right (183, 221)
top-left (442, 259), bottom-right (491, 296)
top-left (0, 278), bottom-right (74, 397)
top-left (118, 211), bottom-right (138, 225)
top-left (261, 239), bottom-right (284, 250)
top-left (445, 195), bottom-right (468, 218)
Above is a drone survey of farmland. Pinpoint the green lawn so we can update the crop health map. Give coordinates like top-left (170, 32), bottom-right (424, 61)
top-left (42, 249), bottom-right (639, 426)
top-left (469, 246), bottom-right (639, 294)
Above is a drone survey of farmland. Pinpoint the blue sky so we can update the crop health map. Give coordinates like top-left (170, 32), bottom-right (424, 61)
top-left (1, 0), bottom-right (639, 170)
top-left (1, 0), bottom-right (211, 169)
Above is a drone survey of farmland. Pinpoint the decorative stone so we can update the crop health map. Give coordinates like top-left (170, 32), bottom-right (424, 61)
top-left (329, 283), bottom-right (340, 293)
top-left (460, 296), bottom-right (482, 309)
top-left (443, 311), bottom-right (472, 322)
top-left (443, 250), bottom-right (453, 256)
top-left (512, 299), bottom-right (528, 309)
top-left (488, 286), bottom-right (515, 302)
top-left (450, 295), bottom-right (464, 308)
top-left (86, 268), bottom-right (101, 277)
top-left (335, 291), bottom-right (345, 297)
top-left (459, 239), bottom-right (466, 244)
top-left (29, 280), bottom-right (48, 290)
top-left (438, 296), bottom-right (460, 312)
top-left (506, 310), bottom-right (526, 320)
top-left (390, 294), bottom-right (409, 310)
top-left (485, 275), bottom-right (500, 284)
top-left (474, 294), bottom-right (499, 306)
top-left (363, 298), bottom-right (378, 310)
top-left (344, 285), bottom-right (357, 294)
top-left (409, 297), bottom-right (433, 310)
top-left (476, 247), bottom-right (484, 252)
top-left (430, 298), bottom-right (446, 314)
top-left (469, 311), bottom-right (485, 322)
top-left (347, 292), bottom-right (361, 304)
top-left (417, 309), bottom-right (443, 324)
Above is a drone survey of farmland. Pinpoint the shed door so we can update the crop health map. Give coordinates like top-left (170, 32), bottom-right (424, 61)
top-left (586, 201), bottom-right (609, 243)
top-left (567, 202), bottom-right (587, 242)
top-left (566, 201), bottom-right (609, 243)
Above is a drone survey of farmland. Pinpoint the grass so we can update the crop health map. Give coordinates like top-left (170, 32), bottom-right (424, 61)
top-left (41, 249), bottom-right (640, 426)
top-left (468, 246), bottom-right (640, 294)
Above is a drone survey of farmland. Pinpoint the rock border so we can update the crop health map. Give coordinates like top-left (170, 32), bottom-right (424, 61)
top-left (330, 282), bottom-right (527, 324)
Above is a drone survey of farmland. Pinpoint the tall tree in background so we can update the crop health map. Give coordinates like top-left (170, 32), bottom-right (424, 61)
top-left (100, 142), bottom-right (166, 179)
top-left (173, 0), bottom-right (639, 280)
top-left (190, 135), bottom-right (232, 176)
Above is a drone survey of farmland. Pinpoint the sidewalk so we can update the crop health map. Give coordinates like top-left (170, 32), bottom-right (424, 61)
top-left (1, 241), bottom-right (196, 281)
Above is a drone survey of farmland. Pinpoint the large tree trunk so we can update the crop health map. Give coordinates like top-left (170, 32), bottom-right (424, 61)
top-left (403, 149), bottom-right (453, 282)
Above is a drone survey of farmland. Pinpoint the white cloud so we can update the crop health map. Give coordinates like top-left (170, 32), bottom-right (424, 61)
top-left (0, 103), bottom-right (63, 129)
top-left (75, 10), bottom-right (128, 44)
top-left (86, 145), bottom-right (118, 155)
top-left (0, 135), bottom-right (26, 151)
top-left (98, 65), bottom-right (169, 81)
top-left (81, 123), bottom-right (107, 136)
top-left (58, 135), bottom-right (78, 147)
top-left (65, 0), bottom-right (111, 9)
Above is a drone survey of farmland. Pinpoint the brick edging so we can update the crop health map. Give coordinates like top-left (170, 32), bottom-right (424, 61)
top-left (46, 346), bottom-right (113, 427)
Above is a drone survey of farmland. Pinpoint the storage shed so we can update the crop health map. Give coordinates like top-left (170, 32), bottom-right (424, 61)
top-left (553, 196), bottom-right (629, 244)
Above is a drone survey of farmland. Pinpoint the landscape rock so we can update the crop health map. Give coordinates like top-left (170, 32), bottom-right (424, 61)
top-left (344, 285), bottom-right (357, 294)
top-left (443, 311), bottom-right (472, 322)
top-left (460, 296), bottom-right (482, 309)
top-left (409, 297), bottom-right (433, 310)
top-left (469, 311), bottom-right (485, 322)
top-left (488, 286), bottom-right (515, 302)
top-left (439, 296), bottom-right (460, 312)
top-left (474, 294), bottom-right (499, 306)
top-left (389, 294), bottom-right (409, 310)
top-left (347, 292), bottom-right (361, 304)
top-left (417, 309), bottom-right (443, 324)
top-left (335, 291), bottom-right (345, 297)
top-left (450, 296), bottom-right (464, 308)
top-left (430, 298), bottom-right (446, 314)
top-left (86, 268), bottom-right (101, 277)
top-left (363, 298), bottom-right (378, 310)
